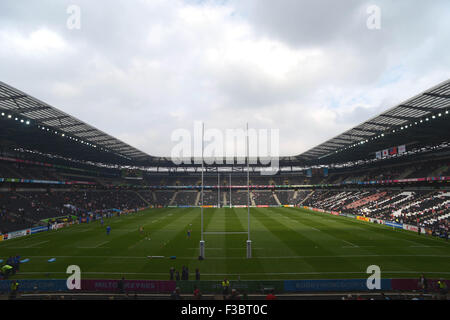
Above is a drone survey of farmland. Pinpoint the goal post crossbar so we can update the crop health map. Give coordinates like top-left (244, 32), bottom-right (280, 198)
top-left (203, 231), bottom-right (249, 235)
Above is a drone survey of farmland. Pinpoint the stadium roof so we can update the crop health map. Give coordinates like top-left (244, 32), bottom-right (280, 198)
top-left (0, 81), bottom-right (152, 162)
top-left (298, 79), bottom-right (450, 161)
top-left (1, 79), bottom-right (449, 169)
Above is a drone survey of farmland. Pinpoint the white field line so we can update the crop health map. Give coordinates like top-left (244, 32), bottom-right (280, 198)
top-left (7, 240), bottom-right (50, 249)
top-left (342, 246), bottom-right (375, 248)
top-left (409, 245), bottom-right (445, 248)
top-left (26, 240), bottom-right (49, 248)
top-left (341, 240), bottom-right (359, 248)
top-left (203, 232), bottom-right (248, 235)
top-left (8, 247), bottom-right (43, 249)
top-left (77, 241), bottom-right (109, 249)
top-left (187, 247), bottom-right (264, 250)
top-left (23, 254), bottom-right (450, 260)
top-left (0, 232), bottom-right (52, 247)
top-left (18, 271), bottom-right (450, 276)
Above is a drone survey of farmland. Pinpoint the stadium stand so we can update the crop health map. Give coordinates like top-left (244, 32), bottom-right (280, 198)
top-left (0, 80), bottom-right (450, 302)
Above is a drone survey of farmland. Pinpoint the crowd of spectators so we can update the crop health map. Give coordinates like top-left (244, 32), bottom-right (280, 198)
top-left (0, 190), bottom-right (149, 234)
top-left (303, 189), bottom-right (450, 234)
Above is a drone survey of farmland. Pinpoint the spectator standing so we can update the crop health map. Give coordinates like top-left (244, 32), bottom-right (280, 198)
top-left (438, 279), bottom-right (448, 300)
top-left (10, 280), bottom-right (19, 299)
top-left (181, 266), bottom-right (186, 280)
top-left (118, 277), bottom-right (125, 294)
top-left (229, 289), bottom-right (240, 300)
top-left (195, 268), bottom-right (200, 281)
top-left (418, 274), bottom-right (428, 293)
top-left (171, 287), bottom-right (182, 300)
top-left (265, 289), bottom-right (277, 300)
top-left (221, 278), bottom-right (230, 296)
top-left (193, 285), bottom-right (201, 300)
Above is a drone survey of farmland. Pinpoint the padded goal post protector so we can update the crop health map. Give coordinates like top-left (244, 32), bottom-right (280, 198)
top-left (199, 240), bottom-right (205, 259)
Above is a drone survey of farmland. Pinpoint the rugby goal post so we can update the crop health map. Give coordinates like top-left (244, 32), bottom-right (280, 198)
top-left (199, 123), bottom-right (252, 259)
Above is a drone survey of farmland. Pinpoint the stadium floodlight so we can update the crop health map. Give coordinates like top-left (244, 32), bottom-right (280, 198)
top-left (26, 121), bottom-right (30, 125)
top-left (7, 114), bottom-right (11, 118)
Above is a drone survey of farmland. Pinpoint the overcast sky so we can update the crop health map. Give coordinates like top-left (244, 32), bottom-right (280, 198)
top-left (1, 0), bottom-right (449, 157)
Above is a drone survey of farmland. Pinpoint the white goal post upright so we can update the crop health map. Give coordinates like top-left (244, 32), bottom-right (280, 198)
top-left (246, 122), bottom-right (252, 259)
top-left (218, 171), bottom-right (220, 208)
top-left (229, 173), bottom-right (231, 208)
top-left (199, 122), bottom-right (205, 259)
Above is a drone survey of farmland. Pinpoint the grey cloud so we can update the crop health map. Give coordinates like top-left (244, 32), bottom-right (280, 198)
top-left (0, 0), bottom-right (449, 157)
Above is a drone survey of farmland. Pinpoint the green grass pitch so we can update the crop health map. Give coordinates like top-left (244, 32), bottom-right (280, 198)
top-left (1, 207), bottom-right (449, 280)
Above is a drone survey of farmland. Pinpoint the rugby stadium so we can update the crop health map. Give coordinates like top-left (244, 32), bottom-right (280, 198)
top-left (1, 1), bottom-right (450, 304)
top-left (0, 79), bottom-right (449, 300)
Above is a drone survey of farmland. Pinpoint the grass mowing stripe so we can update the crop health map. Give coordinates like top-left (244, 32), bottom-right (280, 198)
top-left (292, 207), bottom-right (448, 247)
top-left (287, 207), bottom-right (450, 274)
top-left (1, 207), bottom-right (449, 280)
top-left (294, 208), bottom-right (444, 254)
top-left (269, 207), bottom-right (369, 248)
top-left (262, 207), bottom-right (374, 273)
top-left (251, 207), bottom-right (325, 273)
